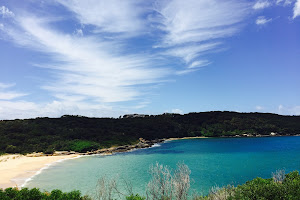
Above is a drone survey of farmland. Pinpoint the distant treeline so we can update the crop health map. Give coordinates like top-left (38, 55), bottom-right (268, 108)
top-left (0, 111), bottom-right (300, 154)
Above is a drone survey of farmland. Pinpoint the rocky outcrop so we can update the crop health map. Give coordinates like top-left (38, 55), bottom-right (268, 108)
top-left (80, 138), bottom-right (165, 156)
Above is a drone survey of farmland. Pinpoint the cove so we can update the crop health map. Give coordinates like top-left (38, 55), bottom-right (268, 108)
top-left (25, 136), bottom-right (300, 196)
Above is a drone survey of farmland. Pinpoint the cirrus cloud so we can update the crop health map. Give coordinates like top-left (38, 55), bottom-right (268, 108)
top-left (256, 16), bottom-right (273, 25)
top-left (293, 0), bottom-right (300, 18)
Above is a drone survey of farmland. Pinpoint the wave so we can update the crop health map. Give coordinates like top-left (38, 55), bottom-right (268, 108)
top-left (20, 155), bottom-right (83, 188)
top-left (150, 143), bottom-right (161, 148)
top-left (19, 143), bottom-right (164, 188)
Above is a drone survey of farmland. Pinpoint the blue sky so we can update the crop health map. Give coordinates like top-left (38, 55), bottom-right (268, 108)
top-left (0, 0), bottom-right (299, 119)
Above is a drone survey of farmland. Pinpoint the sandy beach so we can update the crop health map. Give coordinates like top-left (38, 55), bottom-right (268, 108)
top-left (0, 137), bottom-right (205, 189)
top-left (0, 154), bottom-right (80, 189)
top-left (166, 136), bottom-right (208, 141)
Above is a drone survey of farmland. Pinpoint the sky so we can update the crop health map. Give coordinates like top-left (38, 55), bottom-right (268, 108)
top-left (0, 0), bottom-right (299, 119)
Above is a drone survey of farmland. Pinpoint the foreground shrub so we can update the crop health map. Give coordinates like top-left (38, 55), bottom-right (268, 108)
top-left (192, 170), bottom-right (300, 200)
top-left (0, 187), bottom-right (91, 200)
top-left (126, 194), bottom-right (145, 200)
top-left (231, 170), bottom-right (300, 200)
top-left (146, 162), bottom-right (191, 200)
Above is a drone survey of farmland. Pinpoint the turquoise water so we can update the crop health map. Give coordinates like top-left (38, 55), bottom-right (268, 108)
top-left (25, 136), bottom-right (300, 197)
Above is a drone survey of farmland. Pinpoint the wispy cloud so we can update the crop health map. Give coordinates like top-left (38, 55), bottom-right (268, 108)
top-left (255, 105), bottom-right (264, 110)
top-left (155, 0), bottom-right (250, 46)
top-left (171, 108), bottom-right (183, 114)
top-left (0, 82), bottom-right (27, 100)
top-left (0, 82), bottom-right (15, 89)
top-left (5, 15), bottom-right (169, 103)
top-left (256, 16), bottom-right (273, 25)
top-left (278, 104), bottom-right (300, 115)
top-left (253, 0), bottom-right (272, 10)
top-left (293, 0), bottom-right (300, 18)
top-left (0, 100), bottom-right (125, 120)
top-left (153, 0), bottom-right (250, 73)
top-left (188, 60), bottom-right (211, 69)
top-left (1, 0), bottom-right (253, 107)
top-left (0, 6), bottom-right (14, 18)
top-left (2, 1), bottom-right (286, 119)
top-left (0, 92), bottom-right (27, 100)
top-left (55, 0), bottom-right (148, 36)
top-left (163, 43), bottom-right (220, 63)
top-left (276, 0), bottom-right (295, 6)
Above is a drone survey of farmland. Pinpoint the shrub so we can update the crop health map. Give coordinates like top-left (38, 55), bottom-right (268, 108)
top-left (126, 194), bottom-right (146, 200)
top-left (192, 170), bottom-right (300, 200)
top-left (5, 145), bottom-right (17, 153)
top-left (43, 147), bottom-right (55, 155)
top-left (228, 170), bottom-right (300, 200)
top-left (69, 140), bottom-right (100, 153)
top-left (146, 162), bottom-right (191, 200)
top-left (0, 188), bottom-right (90, 200)
top-left (272, 169), bottom-right (285, 183)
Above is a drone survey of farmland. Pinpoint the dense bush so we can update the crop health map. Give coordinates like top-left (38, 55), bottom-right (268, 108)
top-left (69, 140), bottom-right (100, 153)
top-left (230, 170), bottom-right (300, 200)
top-left (195, 170), bottom-right (300, 200)
top-left (0, 112), bottom-right (299, 154)
top-left (0, 188), bottom-right (91, 200)
top-left (125, 194), bottom-right (145, 200)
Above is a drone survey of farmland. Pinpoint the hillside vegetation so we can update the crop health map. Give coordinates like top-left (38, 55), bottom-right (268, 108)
top-left (0, 111), bottom-right (299, 154)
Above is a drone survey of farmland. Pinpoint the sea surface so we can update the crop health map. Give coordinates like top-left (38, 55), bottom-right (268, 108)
top-left (25, 136), bottom-right (300, 197)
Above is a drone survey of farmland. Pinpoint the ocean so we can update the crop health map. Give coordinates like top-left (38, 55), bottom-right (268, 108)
top-left (25, 136), bottom-right (300, 197)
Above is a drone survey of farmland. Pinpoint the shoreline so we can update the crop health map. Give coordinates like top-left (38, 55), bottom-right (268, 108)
top-left (0, 154), bottom-right (81, 189)
top-left (0, 138), bottom-right (166, 189)
top-left (166, 136), bottom-right (208, 141)
top-left (1, 135), bottom-right (296, 189)
top-left (0, 137), bottom-right (178, 189)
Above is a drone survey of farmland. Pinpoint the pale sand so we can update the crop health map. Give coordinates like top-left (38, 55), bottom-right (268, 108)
top-left (166, 136), bottom-right (208, 141)
top-left (0, 154), bottom-right (80, 189)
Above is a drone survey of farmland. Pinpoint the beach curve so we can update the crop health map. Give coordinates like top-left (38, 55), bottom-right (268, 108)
top-left (0, 154), bottom-right (80, 189)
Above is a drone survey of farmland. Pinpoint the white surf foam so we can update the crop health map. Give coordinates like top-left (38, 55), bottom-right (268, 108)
top-left (20, 155), bottom-right (83, 188)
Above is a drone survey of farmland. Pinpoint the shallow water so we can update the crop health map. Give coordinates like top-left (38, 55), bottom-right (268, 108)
top-left (25, 136), bottom-right (300, 197)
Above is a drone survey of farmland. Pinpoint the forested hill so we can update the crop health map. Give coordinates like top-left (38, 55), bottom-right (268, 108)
top-left (1, 111), bottom-right (300, 154)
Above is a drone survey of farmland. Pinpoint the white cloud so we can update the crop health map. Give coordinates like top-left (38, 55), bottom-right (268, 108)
top-left (278, 104), bottom-right (300, 115)
top-left (253, 0), bottom-right (272, 10)
top-left (255, 105), bottom-right (264, 110)
top-left (154, 0), bottom-right (250, 73)
top-left (0, 82), bottom-right (15, 89)
top-left (0, 82), bottom-right (27, 100)
top-left (0, 100), bottom-right (124, 120)
top-left (175, 69), bottom-right (198, 75)
top-left (74, 28), bottom-right (83, 37)
top-left (56, 0), bottom-right (147, 35)
top-left (3, 0), bottom-right (252, 106)
top-left (293, 0), bottom-right (300, 18)
top-left (163, 43), bottom-right (220, 63)
top-left (256, 16), bottom-right (273, 25)
top-left (6, 16), bottom-right (169, 103)
top-left (276, 0), bottom-right (295, 6)
top-left (0, 92), bottom-right (27, 100)
top-left (171, 108), bottom-right (183, 114)
top-left (0, 1), bottom-right (256, 119)
top-left (0, 6), bottom-right (14, 18)
top-left (156, 0), bottom-right (250, 46)
top-left (188, 60), bottom-right (211, 69)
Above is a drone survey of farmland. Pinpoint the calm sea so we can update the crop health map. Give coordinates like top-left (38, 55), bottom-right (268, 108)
top-left (25, 136), bottom-right (300, 197)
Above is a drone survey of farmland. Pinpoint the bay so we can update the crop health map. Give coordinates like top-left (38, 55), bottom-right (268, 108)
top-left (25, 136), bottom-right (300, 197)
